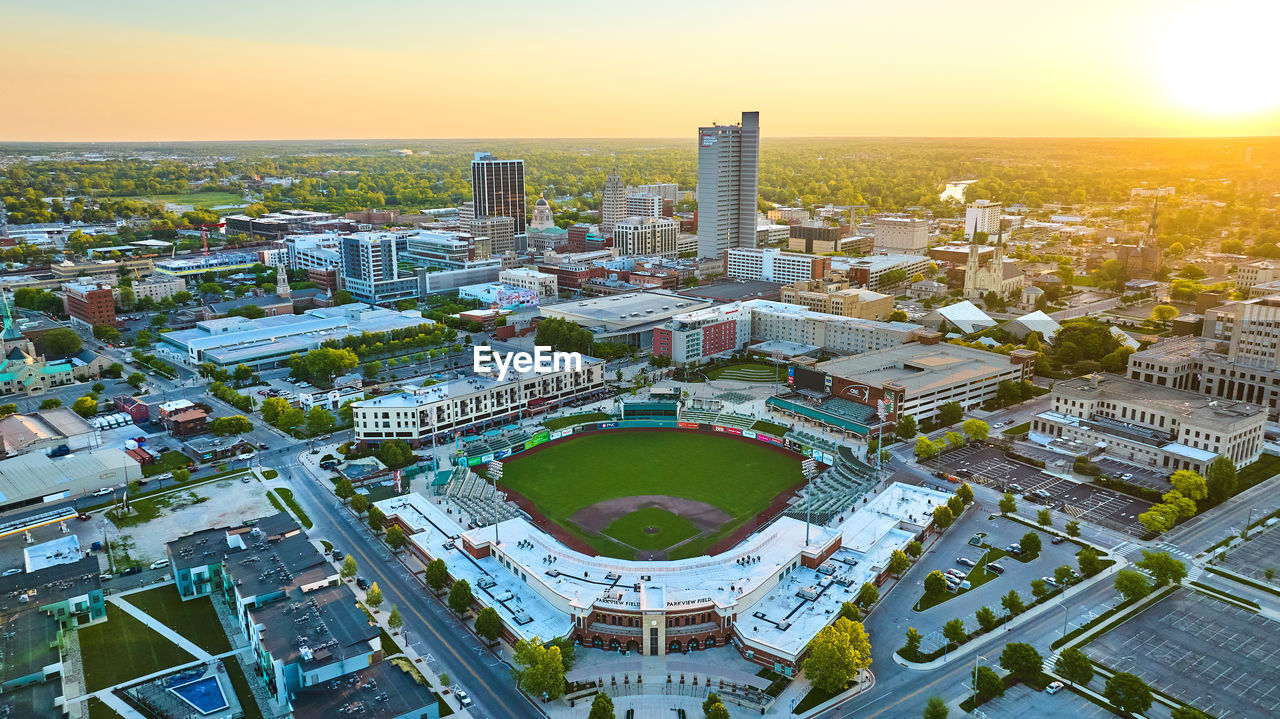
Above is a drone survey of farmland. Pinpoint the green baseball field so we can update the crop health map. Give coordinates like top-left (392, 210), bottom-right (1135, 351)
top-left (499, 430), bottom-right (803, 560)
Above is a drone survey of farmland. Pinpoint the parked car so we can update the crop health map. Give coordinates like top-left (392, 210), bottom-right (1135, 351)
top-left (258, 443), bottom-right (269, 450)
top-left (987, 562), bottom-right (1006, 575)
top-left (1035, 489), bottom-right (1051, 499)
top-left (92, 487), bottom-right (114, 497)
top-left (956, 557), bottom-right (977, 567)
top-left (1051, 535), bottom-right (1066, 545)
top-left (48, 445), bottom-right (71, 458)
top-left (122, 566), bottom-right (142, 576)
top-left (945, 568), bottom-right (965, 579)
top-left (356, 576), bottom-right (369, 590)
top-left (1120, 473), bottom-right (1133, 480)
top-left (456, 689), bottom-right (472, 707)
top-left (2, 568), bottom-right (22, 577)
top-left (1046, 681), bottom-right (1064, 695)
top-left (150, 559), bottom-right (170, 570)
top-left (332, 550), bottom-right (345, 562)
top-left (1006, 544), bottom-right (1022, 554)
top-left (1009, 483), bottom-right (1023, 492)
top-left (1043, 576), bottom-right (1060, 587)
top-left (99, 573), bottom-right (113, 582)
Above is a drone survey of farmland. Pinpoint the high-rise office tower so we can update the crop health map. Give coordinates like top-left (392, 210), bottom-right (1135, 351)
top-left (696, 111), bottom-right (760, 260)
top-left (471, 152), bottom-right (526, 235)
top-left (601, 170), bottom-right (626, 236)
top-left (964, 199), bottom-right (1002, 240)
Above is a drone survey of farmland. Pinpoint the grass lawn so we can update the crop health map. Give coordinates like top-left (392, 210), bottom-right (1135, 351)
top-left (502, 431), bottom-right (801, 559)
top-left (110, 191), bottom-right (246, 209)
top-left (1002, 421), bottom-right (1031, 435)
top-left (751, 419), bottom-right (791, 436)
top-left (705, 362), bottom-right (787, 382)
top-left (223, 661), bottom-right (264, 719)
top-left (122, 586), bottom-right (231, 654)
top-left (85, 697), bottom-right (124, 719)
top-left (79, 604), bottom-right (195, 691)
top-left (274, 488), bottom-right (313, 529)
top-left (108, 489), bottom-right (209, 528)
top-left (542, 412), bottom-right (611, 430)
top-left (792, 681), bottom-right (853, 713)
top-left (1237, 453), bottom-right (1280, 493)
top-left (603, 507), bottom-right (700, 551)
top-left (142, 450), bottom-right (194, 477)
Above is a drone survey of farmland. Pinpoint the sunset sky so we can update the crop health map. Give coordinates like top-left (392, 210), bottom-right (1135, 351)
top-left (2, 0), bottom-right (1276, 141)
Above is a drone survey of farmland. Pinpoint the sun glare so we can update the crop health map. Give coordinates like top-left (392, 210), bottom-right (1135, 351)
top-left (1160, 2), bottom-right (1280, 116)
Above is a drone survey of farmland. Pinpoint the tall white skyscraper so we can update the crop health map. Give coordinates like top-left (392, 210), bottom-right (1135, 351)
top-left (964, 199), bottom-right (1002, 240)
top-left (601, 170), bottom-right (625, 236)
top-left (696, 111), bottom-right (760, 260)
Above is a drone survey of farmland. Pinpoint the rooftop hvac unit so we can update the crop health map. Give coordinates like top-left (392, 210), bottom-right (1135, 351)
top-left (797, 586), bottom-right (820, 601)
top-left (477, 576), bottom-right (496, 589)
top-left (513, 611), bottom-right (533, 626)
top-left (817, 562), bottom-right (837, 575)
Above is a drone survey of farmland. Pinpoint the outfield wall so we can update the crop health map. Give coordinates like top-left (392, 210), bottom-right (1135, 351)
top-left (460, 419), bottom-right (837, 466)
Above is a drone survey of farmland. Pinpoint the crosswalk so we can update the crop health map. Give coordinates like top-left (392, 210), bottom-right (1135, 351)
top-left (1157, 541), bottom-right (1196, 561)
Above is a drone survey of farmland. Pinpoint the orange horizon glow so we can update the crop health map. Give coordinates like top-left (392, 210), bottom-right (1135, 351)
top-left (0, 0), bottom-right (1277, 142)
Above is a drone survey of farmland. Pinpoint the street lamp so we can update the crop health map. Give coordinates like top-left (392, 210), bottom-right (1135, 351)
top-left (971, 654), bottom-right (987, 698)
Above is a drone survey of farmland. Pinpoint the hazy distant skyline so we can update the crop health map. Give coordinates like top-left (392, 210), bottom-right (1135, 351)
top-left (2, 0), bottom-right (1276, 142)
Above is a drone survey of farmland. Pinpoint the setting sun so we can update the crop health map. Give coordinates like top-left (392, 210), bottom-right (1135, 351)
top-left (1160, 1), bottom-right (1280, 116)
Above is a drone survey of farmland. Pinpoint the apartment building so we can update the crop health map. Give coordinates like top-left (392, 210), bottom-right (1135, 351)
top-left (779, 280), bottom-right (893, 320)
top-left (872, 216), bottom-right (930, 255)
top-left (964, 199), bottom-right (1002, 239)
top-left (62, 281), bottom-right (116, 330)
top-left (834, 253), bottom-right (933, 291)
top-left (340, 231), bottom-right (418, 305)
top-left (613, 217), bottom-right (679, 259)
top-left (1236, 261), bottom-right (1280, 292)
top-left (129, 274), bottom-right (187, 302)
top-left (625, 193), bottom-right (663, 219)
top-left (756, 224), bottom-right (790, 247)
top-left (353, 360), bottom-right (607, 446)
top-left (726, 247), bottom-right (829, 285)
top-left (1033, 373), bottom-right (1265, 473)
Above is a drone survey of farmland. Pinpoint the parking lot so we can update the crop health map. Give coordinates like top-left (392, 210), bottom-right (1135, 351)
top-left (1088, 588), bottom-right (1280, 719)
top-left (1093, 456), bottom-right (1169, 490)
top-left (942, 446), bottom-right (1153, 535)
top-left (1217, 520), bottom-right (1280, 589)
top-left (910, 512), bottom-right (1099, 654)
top-left (969, 682), bottom-right (1114, 719)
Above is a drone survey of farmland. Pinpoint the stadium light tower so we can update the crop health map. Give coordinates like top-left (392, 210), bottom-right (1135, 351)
top-left (488, 460), bottom-right (503, 544)
top-left (801, 458), bottom-right (818, 544)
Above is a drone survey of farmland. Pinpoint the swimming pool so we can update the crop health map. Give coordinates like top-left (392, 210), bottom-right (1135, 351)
top-left (170, 676), bottom-right (229, 715)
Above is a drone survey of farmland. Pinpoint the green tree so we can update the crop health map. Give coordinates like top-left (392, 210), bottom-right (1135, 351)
top-left (1137, 550), bottom-right (1186, 586)
top-left (1056, 647), bottom-right (1094, 687)
top-left (1170, 469), bottom-right (1208, 502)
top-left (961, 418), bottom-right (990, 442)
top-left (261, 396), bottom-right (290, 425)
top-left (947, 495), bottom-right (964, 517)
top-left (938, 401), bottom-right (963, 426)
top-left (944, 431), bottom-right (965, 450)
top-left (903, 627), bottom-right (922, 656)
top-left (999, 642), bottom-right (1042, 683)
top-left (801, 617), bottom-right (872, 693)
top-left (1031, 578), bottom-right (1049, 598)
top-left (38, 328), bottom-right (82, 356)
top-left (126, 372), bottom-right (145, 389)
top-left (341, 554), bottom-right (358, 580)
top-left (703, 693), bottom-right (725, 719)
top-left (306, 407), bottom-right (335, 435)
top-left (387, 605), bottom-right (403, 632)
top-left (1161, 490), bottom-right (1198, 520)
top-left (999, 492), bottom-right (1017, 515)
top-left (475, 606), bottom-right (503, 643)
top-left (72, 395), bottom-right (97, 418)
top-left (971, 665), bottom-right (1004, 700)
top-left (915, 436), bottom-right (939, 460)
top-left (888, 549), bottom-right (910, 576)
top-left (333, 290), bottom-right (355, 306)
top-left (334, 477), bottom-right (355, 502)
top-left (172, 468), bottom-right (190, 483)
top-left (209, 415), bottom-right (253, 436)
top-left (857, 582), bottom-right (879, 607)
top-left (350, 494), bottom-right (369, 515)
top-left (1055, 565), bottom-right (1074, 585)
top-left (889, 309), bottom-right (909, 322)
top-left (232, 364), bottom-right (254, 384)
top-left (1037, 508), bottom-right (1052, 526)
top-left (1114, 569), bottom-right (1152, 601)
top-left (1103, 672), bottom-right (1153, 714)
top-left (425, 558), bottom-right (448, 593)
top-left (385, 524), bottom-right (406, 552)
top-left (92, 323), bottom-right (121, 343)
top-left (513, 636), bottom-right (565, 699)
top-left (1138, 506), bottom-right (1176, 534)
top-left (906, 540), bottom-right (923, 558)
top-left (367, 506), bottom-right (385, 532)
top-left (1077, 547), bottom-right (1103, 577)
top-left (1151, 304), bottom-right (1180, 323)
top-left (975, 606), bottom-right (998, 631)
top-left (956, 482), bottom-right (974, 504)
top-left (1001, 589), bottom-right (1025, 616)
top-left (39, 398), bottom-right (63, 409)
top-left (1205, 456), bottom-right (1237, 505)
top-left (896, 415), bottom-right (918, 440)
top-left (1065, 520), bottom-right (1080, 537)
top-left (375, 439), bottom-right (415, 469)
top-left (302, 347), bottom-right (359, 384)
top-left (448, 578), bottom-right (473, 615)
top-left (932, 505), bottom-right (954, 529)
top-left (589, 691), bottom-right (616, 719)
top-left (923, 696), bottom-right (948, 719)
top-left (1170, 707), bottom-right (1211, 719)
top-left (1020, 531), bottom-right (1041, 557)
top-left (365, 582), bottom-right (383, 610)
top-left (942, 617), bottom-right (966, 645)
top-left (924, 570), bottom-right (948, 595)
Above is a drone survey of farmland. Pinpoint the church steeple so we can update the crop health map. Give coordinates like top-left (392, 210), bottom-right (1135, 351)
top-left (276, 264), bottom-right (291, 299)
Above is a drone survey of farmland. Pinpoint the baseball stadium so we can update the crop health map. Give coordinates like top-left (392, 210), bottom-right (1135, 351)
top-left (374, 397), bottom-right (957, 678)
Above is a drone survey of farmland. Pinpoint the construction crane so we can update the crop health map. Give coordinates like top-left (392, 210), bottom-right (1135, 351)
top-left (184, 222), bottom-right (226, 256)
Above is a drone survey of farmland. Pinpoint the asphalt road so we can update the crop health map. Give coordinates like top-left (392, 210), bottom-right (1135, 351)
top-left (280, 447), bottom-right (544, 719)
